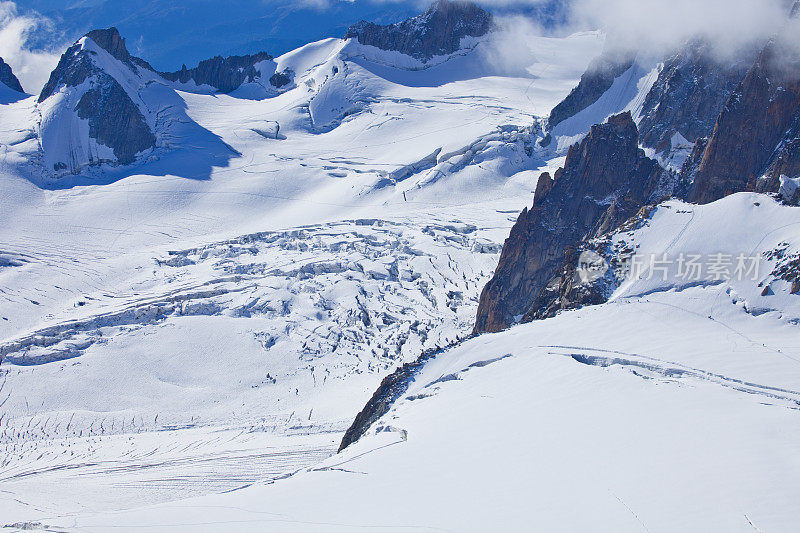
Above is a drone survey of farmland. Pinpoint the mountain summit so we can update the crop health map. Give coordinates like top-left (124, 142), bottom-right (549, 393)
top-left (344, 0), bottom-right (493, 60)
top-left (37, 27), bottom-right (158, 173)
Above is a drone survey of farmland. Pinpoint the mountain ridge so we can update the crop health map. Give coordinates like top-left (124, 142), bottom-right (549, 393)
top-left (344, 0), bottom-right (494, 60)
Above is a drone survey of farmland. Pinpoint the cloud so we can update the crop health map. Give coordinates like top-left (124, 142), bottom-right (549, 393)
top-left (0, 1), bottom-right (63, 94)
top-left (568, 0), bottom-right (795, 60)
top-left (358, 0), bottom-right (797, 60)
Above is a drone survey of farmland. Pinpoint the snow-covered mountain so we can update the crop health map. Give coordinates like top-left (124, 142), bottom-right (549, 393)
top-left (32, 27), bottom-right (241, 177)
top-left (2, 0), bottom-right (800, 530)
top-left (14, 0), bottom-right (419, 70)
top-left (14, 0), bottom-right (568, 72)
top-left (476, 3), bottom-right (800, 333)
top-left (37, 28), bottom-right (159, 172)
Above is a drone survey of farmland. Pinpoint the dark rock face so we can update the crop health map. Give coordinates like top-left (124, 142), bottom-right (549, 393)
top-left (0, 57), bottom-right (23, 93)
top-left (689, 41), bottom-right (800, 203)
top-left (85, 28), bottom-right (154, 72)
top-left (548, 49), bottom-right (634, 130)
top-left (344, 0), bottom-right (493, 60)
top-left (269, 69), bottom-right (293, 89)
top-left (475, 113), bottom-right (671, 333)
top-left (339, 344), bottom-right (448, 452)
top-left (75, 79), bottom-right (155, 165)
top-left (38, 27), bottom-right (157, 170)
top-left (522, 206), bottom-right (652, 321)
top-left (637, 41), bottom-right (751, 154)
top-left (522, 245), bottom-right (612, 322)
top-left (521, 245), bottom-right (608, 321)
top-left (161, 52), bottom-right (273, 93)
top-left (549, 40), bottom-right (750, 154)
top-left (766, 117), bottom-right (800, 181)
top-left (39, 40), bottom-right (97, 103)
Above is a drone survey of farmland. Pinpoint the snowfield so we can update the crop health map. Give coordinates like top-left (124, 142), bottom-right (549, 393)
top-left (1, 20), bottom-right (799, 532)
top-left (32, 195), bottom-right (800, 532)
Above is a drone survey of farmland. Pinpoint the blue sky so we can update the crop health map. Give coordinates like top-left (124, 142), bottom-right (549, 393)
top-left (13, 1), bottom-right (427, 69)
top-left (12, 0), bottom-right (567, 70)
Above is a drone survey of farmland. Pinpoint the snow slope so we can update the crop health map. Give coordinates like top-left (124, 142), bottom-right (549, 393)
top-left (549, 59), bottom-right (660, 153)
top-left (38, 194), bottom-right (800, 532)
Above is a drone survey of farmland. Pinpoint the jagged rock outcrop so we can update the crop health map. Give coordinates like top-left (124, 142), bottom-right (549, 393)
top-left (779, 176), bottom-right (800, 205)
top-left (268, 69), bottom-right (293, 88)
top-left (522, 206), bottom-right (654, 321)
top-left (338, 345), bottom-right (443, 452)
top-left (637, 41), bottom-right (752, 156)
top-left (547, 48), bottom-right (634, 131)
top-left (37, 27), bottom-right (158, 172)
top-left (0, 57), bottom-right (24, 93)
top-left (521, 245), bottom-right (610, 321)
top-left (689, 40), bottom-right (800, 203)
top-left (764, 119), bottom-right (800, 187)
top-left (161, 52), bottom-right (275, 93)
top-left (344, 0), bottom-right (493, 61)
top-left (476, 9), bottom-right (800, 336)
top-left (475, 112), bottom-right (672, 333)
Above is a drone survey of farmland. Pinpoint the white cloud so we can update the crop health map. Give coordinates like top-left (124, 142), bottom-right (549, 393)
top-left (569, 0), bottom-right (794, 60)
top-left (356, 0), bottom-right (798, 60)
top-left (0, 1), bottom-right (63, 94)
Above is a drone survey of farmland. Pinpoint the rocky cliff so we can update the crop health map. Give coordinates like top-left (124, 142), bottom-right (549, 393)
top-left (637, 41), bottom-right (751, 157)
top-left (548, 39), bottom-right (751, 169)
top-left (161, 52), bottom-right (277, 93)
top-left (37, 27), bottom-right (157, 172)
top-left (344, 0), bottom-right (493, 61)
top-left (689, 40), bottom-right (800, 203)
top-left (0, 57), bottom-right (24, 93)
top-left (475, 112), bottom-right (672, 333)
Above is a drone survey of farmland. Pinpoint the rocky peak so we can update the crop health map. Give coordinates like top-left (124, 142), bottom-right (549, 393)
top-left (160, 51), bottom-right (276, 93)
top-left (39, 27), bottom-right (156, 103)
top-left (344, 0), bottom-right (493, 60)
top-left (637, 40), bottom-right (752, 156)
top-left (688, 40), bottom-right (800, 203)
top-left (475, 112), bottom-right (672, 333)
top-left (87, 27), bottom-right (155, 73)
top-left (38, 40), bottom-right (91, 103)
top-left (37, 27), bottom-right (158, 172)
top-left (86, 28), bottom-right (130, 64)
top-left (0, 57), bottom-right (24, 93)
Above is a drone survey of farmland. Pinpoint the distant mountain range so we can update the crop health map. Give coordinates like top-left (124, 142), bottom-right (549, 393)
top-left (15, 0), bottom-right (567, 71)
